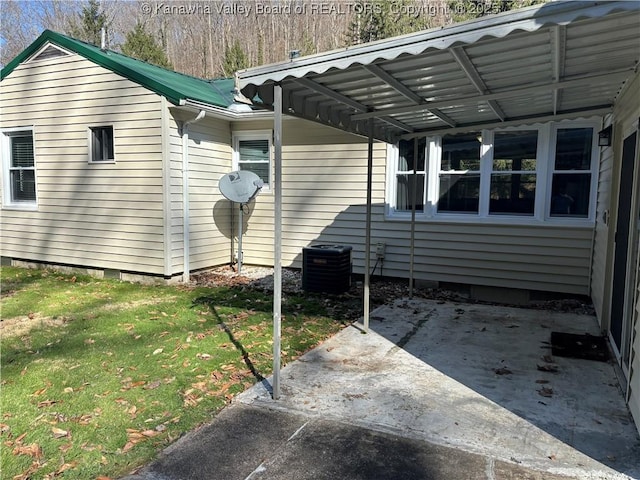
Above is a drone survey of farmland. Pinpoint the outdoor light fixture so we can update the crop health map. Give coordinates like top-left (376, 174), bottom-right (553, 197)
top-left (598, 125), bottom-right (612, 147)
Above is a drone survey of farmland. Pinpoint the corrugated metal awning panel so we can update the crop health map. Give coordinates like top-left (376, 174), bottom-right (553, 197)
top-left (239, 1), bottom-right (640, 143)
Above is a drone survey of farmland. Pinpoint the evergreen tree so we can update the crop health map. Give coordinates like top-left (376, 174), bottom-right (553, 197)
top-left (222, 40), bottom-right (249, 77)
top-left (67, 0), bottom-right (109, 46)
top-left (347, 0), bottom-right (429, 45)
top-left (122, 23), bottom-right (172, 69)
top-left (300, 31), bottom-right (316, 56)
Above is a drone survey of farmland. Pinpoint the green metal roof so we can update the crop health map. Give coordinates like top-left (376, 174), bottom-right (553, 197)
top-left (1, 30), bottom-right (235, 108)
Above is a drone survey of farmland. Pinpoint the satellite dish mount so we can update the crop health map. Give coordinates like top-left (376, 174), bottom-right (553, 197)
top-left (218, 171), bottom-right (264, 273)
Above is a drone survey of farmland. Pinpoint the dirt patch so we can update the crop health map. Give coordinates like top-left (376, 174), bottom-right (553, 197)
top-left (191, 266), bottom-right (595, 320)
top-left (0, 313), bottom-right (67, 338)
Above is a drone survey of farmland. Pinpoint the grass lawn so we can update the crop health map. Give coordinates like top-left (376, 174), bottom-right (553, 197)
top-left (0, 266), bottom-right (350, 479)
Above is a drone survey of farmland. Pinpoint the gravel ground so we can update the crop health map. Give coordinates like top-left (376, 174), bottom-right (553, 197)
top-left (190, 265), bottom-right (596, 320)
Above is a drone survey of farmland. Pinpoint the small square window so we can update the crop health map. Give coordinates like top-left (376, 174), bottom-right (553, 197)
top-left (233, 132), bottom-right (271, 188)
top-left (90, 126), bottom-right (114, 162)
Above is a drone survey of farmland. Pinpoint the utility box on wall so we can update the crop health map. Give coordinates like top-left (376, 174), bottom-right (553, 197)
top-left (302, 244), bottom-right (352, 294)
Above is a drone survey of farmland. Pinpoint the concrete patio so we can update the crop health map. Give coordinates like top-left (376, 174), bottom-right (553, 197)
top-left (236, 298), bottom-right (640, 479)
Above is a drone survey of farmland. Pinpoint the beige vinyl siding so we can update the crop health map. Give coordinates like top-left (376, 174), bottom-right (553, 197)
top-left (167, 111), bottom-right (233, 275)
top-left (591, 116), bottom-right (614, 321)
top-left (232, 118), bottom-right (593, 294)
top-left (0, 52), bottom-right (166, 274)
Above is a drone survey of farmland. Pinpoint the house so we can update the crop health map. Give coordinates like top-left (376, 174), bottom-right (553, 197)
top-left (1, 1), bottom-right (639, 433)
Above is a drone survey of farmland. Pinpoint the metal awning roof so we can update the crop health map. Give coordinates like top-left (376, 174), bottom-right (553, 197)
top-left (237, 1), bottom-right (640, 143)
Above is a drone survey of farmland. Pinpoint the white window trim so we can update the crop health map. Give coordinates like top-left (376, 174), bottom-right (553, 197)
top-left (88, 124), bottom-right (116, 164)
top-left (1, 126), bottom-right (38, 211)
top-left (386, 119), bottom-right (601, 226)
top-left (232, 130), bottom-right (272, 192)
top-left (544, 121), bottom-right (600, 223)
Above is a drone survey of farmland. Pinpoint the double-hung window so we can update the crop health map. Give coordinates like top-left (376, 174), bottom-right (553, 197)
top-left (2, 127), bottom-right (37, 208)
top-left (395, 138), bottom-right (426, 211)
top-left (438, 132), bottom-right (481, 214)
top-left (550, 127), bottom-right (594, 218)
top-left (233, 131), bottom-right (271, 189)
top-left (490, 130), bottom-right (538, 216)
top-left (388, 120), bottom-right (598, 222)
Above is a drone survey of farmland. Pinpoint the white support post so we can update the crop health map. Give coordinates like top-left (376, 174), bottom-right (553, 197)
top-left (272, 84), bottom-right (283, 400)
top-left (409, 137), bottom-right (418, 298)
top-left (364, 119), bottom-right (374, 332)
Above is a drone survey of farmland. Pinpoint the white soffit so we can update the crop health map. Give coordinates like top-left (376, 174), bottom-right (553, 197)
top-left (237, 1), bottom-right (640, 143)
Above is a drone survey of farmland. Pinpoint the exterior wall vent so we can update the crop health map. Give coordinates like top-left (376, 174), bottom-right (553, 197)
top-left (302, 244), bottom-right (352, 294)
top-left (31, 45), bottom-right (69, 62)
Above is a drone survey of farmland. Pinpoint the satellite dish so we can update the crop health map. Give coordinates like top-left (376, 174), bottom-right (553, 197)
top-left (218, 170), bottom-right (263, 275)
top-left (219, 170), bottom-right (263, 204)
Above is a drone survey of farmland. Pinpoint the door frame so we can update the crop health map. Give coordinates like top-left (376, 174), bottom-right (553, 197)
top-left (608, 120), bottom-right (640, 384)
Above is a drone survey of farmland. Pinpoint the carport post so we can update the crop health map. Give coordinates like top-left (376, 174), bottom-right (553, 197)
top-left (409, 137), bottom-right (418, 298)
top-left (272, 84), bottom-right (283, 400)
top-left (363, 118), bottom-right (374, 332)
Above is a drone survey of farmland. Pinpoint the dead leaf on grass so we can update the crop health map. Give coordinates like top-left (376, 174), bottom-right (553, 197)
top-left (31, 387), bottom-right (48, 397)
top-left (51, 427), bottom-right (70, 439)
top-left (53, 461), bottom-right (78, 475)
top-left (12, 443), bottom-right (42, 458)
top-left (144, 380), bottom-right (161, 390)
top-left (122, 428), bottom-right (159, 452)
top-left (59, 442), bottom-right (73, 453)
top-left (13, 460), bottom-right (42, 480)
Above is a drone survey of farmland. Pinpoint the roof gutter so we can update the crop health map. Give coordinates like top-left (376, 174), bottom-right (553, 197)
top-left (179, 98), bottom-right (273, 121)
top-left (181, 109), bottom-right (206, 283)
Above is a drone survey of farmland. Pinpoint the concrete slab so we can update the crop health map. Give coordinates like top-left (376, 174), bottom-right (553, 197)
top-left (237, 299), bottom-right (640, 479)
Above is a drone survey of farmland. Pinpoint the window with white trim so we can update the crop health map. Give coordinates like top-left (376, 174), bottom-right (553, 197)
top-left (490, 130), bottom-right (538, 216)
top-left (395, 138), bottom-right (426, 211)
top-left (233, 131), bottom-right (271, 188)
top-left (388, 121), bottom-right (598, 222)
top-left (2, 128), bottom-right (37, 207)
top-left (549, 127), bottom-right (593, 218)
top-left (438, 132), bottom-right (481, 214)
top-left (89, 126), bottom-right (115, 162)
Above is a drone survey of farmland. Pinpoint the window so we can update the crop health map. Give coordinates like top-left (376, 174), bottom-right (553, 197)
top-left (2, 128), bottom-right (37, 207)
top-left (395, 138), bottom-right (426, 211)
top-left (388, 121), bottom-right (598, 223)
top-left (550, 128), bottom-right (594, 218)
top-left (89, 126), bottom-right (114, 162)
top-left (438, 132), bottom-right (481, 213)
top-left (490, 130), bottom-right (538, 216)
top-left (233, 131), bottom-right (271, 188)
